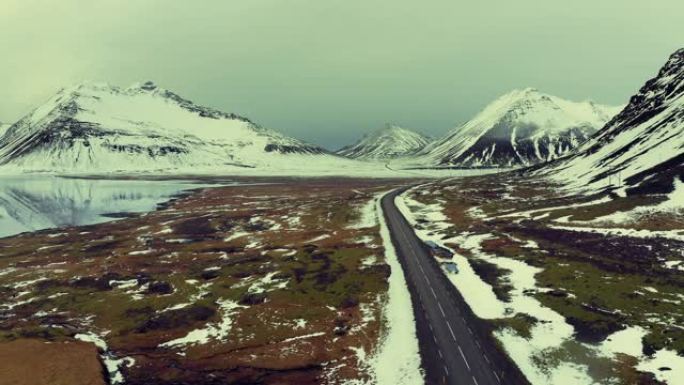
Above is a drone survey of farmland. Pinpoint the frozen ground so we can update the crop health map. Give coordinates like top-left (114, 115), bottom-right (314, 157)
top-left (0, 179), bottom-right (414, 384)
top-left (0, 163), bottom-right (497, 179)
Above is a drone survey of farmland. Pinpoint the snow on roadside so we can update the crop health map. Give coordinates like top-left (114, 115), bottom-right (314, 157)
top-left (349, 197), bottom-right (379, 229)
top-left (355, 192), bottom-right (423, 385)
top-left (395, 195), bottom-right (506, 319)
top-left (397, 186), bottom-right (684, 384)
top-left (74, 332), bottom-right (135, 385)
top-left (396, 188), bottom-right (592, 384)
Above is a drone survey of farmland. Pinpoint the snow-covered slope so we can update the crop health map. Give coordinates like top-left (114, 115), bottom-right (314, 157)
top-left (544, 48), bottom-right (684, 194)
top-left (0, 81), bottom-right (340, 173)
top-left (336, 124), bottom-right (431, 160)
top-left (0, 122), bottom-right (10, 137)
top-left (417, 89), bottom-right (621, 168)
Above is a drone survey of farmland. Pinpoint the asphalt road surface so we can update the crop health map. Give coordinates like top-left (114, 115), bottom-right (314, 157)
top-left (381, 189), bottom-right (527, 385)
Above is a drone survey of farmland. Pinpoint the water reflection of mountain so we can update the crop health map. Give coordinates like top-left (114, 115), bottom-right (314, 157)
top-left (0, 177), bottom-right (199, 238)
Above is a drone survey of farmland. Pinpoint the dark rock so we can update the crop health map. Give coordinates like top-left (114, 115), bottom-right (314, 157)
top-left (339, 296), bottom-right (359, 309)
top-left (239, 292), bottom-right (267, 305)
top-left (146, 281), bottom-right (173, 295)
top-left (137, 305), bottom-right (215, 333)
top-left (200, 270), bottom-right (220, 280)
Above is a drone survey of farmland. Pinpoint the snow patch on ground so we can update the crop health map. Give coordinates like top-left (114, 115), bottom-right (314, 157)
top-left (224, 231), bottom-right (249, 242)
top-left (548, 223), bottom-right (684, 242)
top-left (349, 197), bottom-right (379, 229)
top-left (160, 299), bottom-right (244, 348)
top-left (556, 179), bottom-right (684, 241)
top-left (247, 271), bottom-right (288, 294)
top-left (637, 348), bottom-right (684, 384)
top-left (498, 196), bottom-right (613, 220)
top-left (306, 233), bottom-right (330, 243)
top-left (594, 326), bottom-right (684, 384)
top-left (74, 332), bottom-right (135, 385)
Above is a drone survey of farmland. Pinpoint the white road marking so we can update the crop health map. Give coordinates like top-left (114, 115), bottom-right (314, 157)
top-left (387, 191), bottom-right (509, 385)
top-left (458, 346), bottom-right (470, 370)
top-left (446, 321), bottom-right (457, 341)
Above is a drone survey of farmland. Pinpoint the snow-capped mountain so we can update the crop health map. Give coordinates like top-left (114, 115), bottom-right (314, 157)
top-left (543, 48), bottom-right (684, 194)
top-left (0, 122), bottom-right (10, 137)
top-left (336, 124), bottom-right (431, 160)
top-left (417, 89), bottom-right (621, 168)
top-left (0, 81), bottom-right (337, 173)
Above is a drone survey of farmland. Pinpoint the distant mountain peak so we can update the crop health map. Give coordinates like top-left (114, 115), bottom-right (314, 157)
top-left (337, 123), bottom-right (431, 160)
top-left (417, 89), bottom-right (622, 168)
top-left (379, 122), bottom-right (404, 131)
top-left (135, 80), bottom-right (159, 91)
top-left (0, 80), bottom-right (330, 172)
top-left (506, 87), bottom-right (540, 97)
top-left (0, 121), bottom-right (10, 137)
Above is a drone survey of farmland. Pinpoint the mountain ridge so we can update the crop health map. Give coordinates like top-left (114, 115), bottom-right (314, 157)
top-left (541, 48), bottom-right (684, 194)
top-left (0, 81), bottom-right (335, 173)
top-left (336, 123), bottom-right (431, 160)
top-left (415, 88), bottom-right (621, 168)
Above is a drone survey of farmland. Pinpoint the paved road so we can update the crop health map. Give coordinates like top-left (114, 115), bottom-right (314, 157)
top-left (381, 189), bottom-right (525, 385)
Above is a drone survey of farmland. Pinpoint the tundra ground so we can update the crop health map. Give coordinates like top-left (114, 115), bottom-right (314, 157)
top-left (401, 172), bottom-right (684, 385)
top-left (0, 178), bottom-right (408, 385)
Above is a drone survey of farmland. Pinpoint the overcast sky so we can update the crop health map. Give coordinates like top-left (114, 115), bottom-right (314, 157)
top-left (1, 1), bottom-right (682, 149)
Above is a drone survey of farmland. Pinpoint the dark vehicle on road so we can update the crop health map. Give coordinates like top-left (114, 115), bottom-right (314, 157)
top-left (424, 240), bottom-right (453, 258)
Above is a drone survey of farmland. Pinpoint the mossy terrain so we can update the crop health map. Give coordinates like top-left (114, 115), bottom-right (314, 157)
top-left (0, 178), bottom-right (405, 385)
top-left (405, 173), bottom-right (684, 384)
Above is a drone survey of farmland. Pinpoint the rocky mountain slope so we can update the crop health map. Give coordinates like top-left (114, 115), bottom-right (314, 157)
top-left (543, 48), bottom-right (684, 195)
top-left (417, 89), bottom-right (620, 168)
top-left (0, 122), bottom-right (10, 137)
top-left (0, 81), bottom-right (346, 173)
top-left (336, 124), bottom-right (431, 160)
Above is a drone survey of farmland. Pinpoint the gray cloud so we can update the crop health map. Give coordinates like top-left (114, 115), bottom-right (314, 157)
top-left (1, 0), bottom-right (682, 149)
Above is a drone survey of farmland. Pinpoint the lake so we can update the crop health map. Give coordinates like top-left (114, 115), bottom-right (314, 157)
top-left (0, 176), bottom-right (218, 238)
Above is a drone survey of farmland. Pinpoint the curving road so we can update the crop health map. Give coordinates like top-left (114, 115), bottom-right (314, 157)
top-left (381, 189), bottom-right (528, 385)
